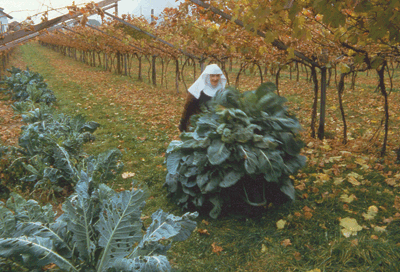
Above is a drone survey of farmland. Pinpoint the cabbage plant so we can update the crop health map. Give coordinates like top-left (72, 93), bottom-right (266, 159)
top-left (0, 66), bottom-right (56, 104)
top-left (0, 172), bottom-right (198, 271)
top-left (165, 83), bottom-right (306, 218)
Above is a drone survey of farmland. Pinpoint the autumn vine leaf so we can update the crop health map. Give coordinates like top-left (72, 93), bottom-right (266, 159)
top-left (340, 217), bottom-right (362, 237)
top-left (211, 242), bottom-right (223, 255)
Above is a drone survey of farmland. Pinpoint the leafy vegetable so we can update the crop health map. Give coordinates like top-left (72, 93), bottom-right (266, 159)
top-left (1, 67), bottom-right (120, 193)
top-left (0, 66), bottom-right (56, 105)
top-left (0, 176), bottom-right (198, 271)
top-left (165, 83), bottom-right (306, 218)
top-left (9, 107), bottom-right (109, 191)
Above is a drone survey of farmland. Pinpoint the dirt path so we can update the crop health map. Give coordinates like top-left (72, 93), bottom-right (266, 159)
top-left (0, 48), bottom-right (28, 146)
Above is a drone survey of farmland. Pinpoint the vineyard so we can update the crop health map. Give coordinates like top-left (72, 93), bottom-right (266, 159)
top-left (1, 0), bottom-right (400, 271)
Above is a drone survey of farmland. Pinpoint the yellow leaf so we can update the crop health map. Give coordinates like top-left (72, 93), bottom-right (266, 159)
top-left (373, 225), bottom-right (386, 232)
top-left (339, 63), bottom-right (351, 74)
top-left (287, 47), bottom-right (295, 59)
top-left (276, 219), bottom-right (287, 230)
top-left (340, 217), bottom-right (362, 237)
top-left (355, 157), bottom-right (366, 165)
top-left (313, 173), bottom-right (330, 184)
top-left (307, 269), bottom-right (321, 272)
top-left (385, 178), bottom-right (398, 187)
top-left (333, 177), bottom-right (344, 185)
top-left (347, 176), bottom-right (360, 186)
top-left (261, 244), bottom-right (268, 253)
top-left (362, 205), bottom-right (378, 220)
top-left (328, 156), bottom-right (342, 163)
top-left (340, 194), bottom-right (356, 203)
top-left (122, 172), bottom-right (136, 179)
top-left (348, 49), bottom-right (356, 56)
top-left (322, 144), bottom-right (331, 151)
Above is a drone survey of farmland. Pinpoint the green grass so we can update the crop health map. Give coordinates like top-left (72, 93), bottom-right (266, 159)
top-left (3, 43), bottom-right (400, 271)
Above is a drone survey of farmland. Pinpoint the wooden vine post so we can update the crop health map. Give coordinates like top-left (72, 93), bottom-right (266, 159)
top-left (377, 60), bottom-right (389, 156)
top-left (317, 67), bottom-right (327, 140)
top-left (152, 55), bottom-right (157, 86)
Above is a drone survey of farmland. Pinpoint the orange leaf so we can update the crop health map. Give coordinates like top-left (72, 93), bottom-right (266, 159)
top-left (211, 242), bottom-right (223, 255)
top-left (304, 211), bottom-right (313, 219)
top-left (281, 239), bottom-right (292, 247)
top-left (295, 183), bottom-right (306, 191)
top-left (197, 228), bottom-right (210, 235)
top-left (43, 263), bottom-right (57, 270)
top-left (350, 239), bottom-right (358, 246)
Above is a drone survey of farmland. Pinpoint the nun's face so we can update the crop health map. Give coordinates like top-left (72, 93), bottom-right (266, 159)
top-left (210, 74), bottom-right (221, 87)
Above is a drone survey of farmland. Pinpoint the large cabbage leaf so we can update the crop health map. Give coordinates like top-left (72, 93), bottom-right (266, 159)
top-left (62, 180), bottom-right (96, 262)
top-left (0, 236), bottom-right (77, 271)
top-left (95, 188), bottom-right (147, 271)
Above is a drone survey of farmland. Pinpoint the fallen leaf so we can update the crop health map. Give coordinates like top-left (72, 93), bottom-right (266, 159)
top-left (276, 219), bottom-right (287, 230)
top-left (350, 239), bottom-right (358, 246)
top-left (281, 239), bottom-right (292, 247)
top-left (322, 143), bottom-right (331, 151)
top-left (329, 156), bottom-right (342, 163)
top-left (304, 211), bottom-right (313, 219)
top-left (347, 176), bottom-right (361, 186)
top-left (42, 263), bottom-right (57, 270)
top-left (382, 217), bottom-right (393, 224)
top-left (355, 157), bottom-right (366, 165)
top-left (295, 183), bottom-right (306, 190)
top-left (385, 178), bottom-right (397, 187)
top-left (122, 172), bottom-right (135, 179)
top-left (340, 194), bottom-right (356, 203)
top-left (202, 219), bottom-right (210, 225)
top-left (340, 217), bottom-right (362, 237)
top-left (197, 228), bottom-right (210, 235)
top-left (362, 205), bottom-right (378, 220)
top-left (371, 235), bottom-right (379, 240)
top-left (211, 242), bottom-right (223, 255)
top-left (261, 244), bottom-right (268, 253)
top-left (373, 226), bottom-right (386, 232)
top-left (294, 251), bottom-right (302, 261)
top-left (333, 177), bottom-right (344, 185)
top-left (314, 173), bottom-right (330, 183)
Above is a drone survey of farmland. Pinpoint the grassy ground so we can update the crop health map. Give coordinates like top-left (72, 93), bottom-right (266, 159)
top-left (1, 43), bottom-right (400, 271)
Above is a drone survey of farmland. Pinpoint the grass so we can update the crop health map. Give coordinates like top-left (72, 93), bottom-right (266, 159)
top-left (2, 43), bottom-right (400, 271)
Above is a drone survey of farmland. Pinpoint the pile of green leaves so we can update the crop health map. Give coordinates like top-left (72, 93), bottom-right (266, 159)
top-left (165, 83), bottom-right (306, 218)
top-left (0, 170), bottom-right (198, 271)
top-left (0, 66), bottom-right (56, 104)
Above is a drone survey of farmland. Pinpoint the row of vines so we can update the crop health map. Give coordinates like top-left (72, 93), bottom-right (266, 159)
top-left (28, 0), bottom-right (400, 157)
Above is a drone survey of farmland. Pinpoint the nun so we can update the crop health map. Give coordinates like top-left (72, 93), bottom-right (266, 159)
top-left (179, 64), bottom-right (227, 132)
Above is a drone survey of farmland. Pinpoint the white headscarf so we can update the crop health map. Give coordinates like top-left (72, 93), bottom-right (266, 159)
top-left (188, 64), bottom-right (227, 99)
